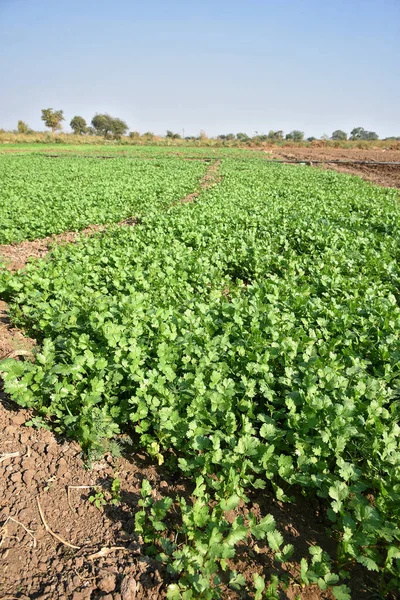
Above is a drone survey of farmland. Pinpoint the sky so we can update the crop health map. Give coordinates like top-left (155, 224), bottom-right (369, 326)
top-left (0, 0), bottom-right (399, 138)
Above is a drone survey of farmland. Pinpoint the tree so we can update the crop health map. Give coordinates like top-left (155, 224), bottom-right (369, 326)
top-left (166, 130), bottom-right (182, 139)
top-left (307, 137), bottom-right (317, 142)
top-left (286, 130), bottom-right (304, 142)
top-left (41, 108), bottom-right (64, 133)
top-left (267, 130), bottom-right (284, 141)
top-left (236, 132), bottom-right (250, 142)
top-left (91, 114), bottom-right (113, 137)
top-left (91, 114), bottom-right (128, 138)
top-left (350, 127), bottom-right (378, 141)
top-left (111, 118), bottom-right (128, 139)
top-left (17, 120), bottom-right (29, 134)
top-left (331, 130), bottom-right (347, 141)
top-left (70, 116), bottom-right (87, 135)
top-left (362, 130), bottom-right (379, 141)
top-left (350, 127), bottom-right (364, 140)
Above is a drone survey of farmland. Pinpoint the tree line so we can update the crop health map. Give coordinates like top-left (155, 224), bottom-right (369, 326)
top-left (14, 109), bottom-right (394, 142)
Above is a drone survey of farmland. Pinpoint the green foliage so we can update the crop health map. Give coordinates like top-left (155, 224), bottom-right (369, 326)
top-left (236, 132), bottom-right (250, 142)
top-left (41, 108), bottom-right (64, 132)
top-left (1, 156), bottom-right (400, 596)
top-left (89, 487), bottom-right (107, 509)
top-left (89, 477), bottom-right (121, 509)
top-left (70, 116), bottom-right (87, 135)
top-left (331, 130), bottom-right (347, 141)
top-left (166, 131), bottom-right (182, 139)
top-left (17, 120), bottom-right (29, 134)
top-left (91, 114), bottom-right (128, 138)
top-left (350, 127), bottom-right (379, 141)
top-left (286, 130), bottom-right (304, 141)
top-left (0, 155), bottom-right (206, 243)
top-left (268, 130), bottom-right (284, 141)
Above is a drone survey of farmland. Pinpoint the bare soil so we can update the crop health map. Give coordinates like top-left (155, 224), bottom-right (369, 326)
top-left (0, 226), bottom-right (106, 273)
top-left (269, 147), bottom-right (400, 188)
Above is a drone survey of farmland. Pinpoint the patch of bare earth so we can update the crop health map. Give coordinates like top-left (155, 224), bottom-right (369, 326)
top-left (269, 147), bottom-right (400, 189)
top-left (0, 300), bottom-right (36, 362)
top-left (0, 225), bottom-right (107, 273)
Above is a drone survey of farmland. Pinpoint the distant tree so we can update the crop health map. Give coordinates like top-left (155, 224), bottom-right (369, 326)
top-left (86, 126), bottom-right (96, 135)
top-left (287, 130), bottom-right (304, 142)
top-left (129, 131), bottom-right (140, 139)
top-left (41, 108), bottom-right (64, 133)
top-left (143, 132), bottom-right (155, 140)
top-left (253, 134), bottom-right (268, 142)
top-left (70, 115), bottom-right (87, 135)
top-left (331, 130), bottom-right (347, 141)
top-left (111, 118), bottom-right (128, 139)
top-left (350, 127), bottom-right (378, 141)
top-left (350, 127), bottom-right (365, 140)
top-left (91, 114), bottom-right (113, 137)
top-left (307, 137), bottom-right (317, 142)
top-left (91, 114), bottom-right (128, 138)
top-left (268, 130), bottom-right (284, 141)
top-left (166, 130), bottom-right (181, 139)
top-left (17, 120), bottom-right (29, 134)
top-left (362, 130), bottom-right (379, 141)
top-left (236, 132), bottom-right (250, 142)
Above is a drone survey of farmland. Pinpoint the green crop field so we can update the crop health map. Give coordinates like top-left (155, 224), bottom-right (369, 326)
top-left (0, 154), bottom-right (207, 243)
top-left (1, 150), bottom-right (400, 598)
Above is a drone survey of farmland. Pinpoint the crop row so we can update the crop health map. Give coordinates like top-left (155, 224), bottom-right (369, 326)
top-left (1, 159), bottom-right (400, 597)
top-left (0, 155), bottom-right (206, 244)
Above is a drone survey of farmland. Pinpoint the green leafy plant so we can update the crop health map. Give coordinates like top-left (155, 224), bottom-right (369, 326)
top-left (1, 155), bottom-right (400, 596)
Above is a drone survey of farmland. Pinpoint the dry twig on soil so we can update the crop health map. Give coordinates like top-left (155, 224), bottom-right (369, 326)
top-left (36, 496), bottom-right (80, 550)
top-left (0, 452), bottom-right (20, 464)
top-left (0, 516), bottom-right (37, 548)
top-left (87, 546), bottom-right (130, 560)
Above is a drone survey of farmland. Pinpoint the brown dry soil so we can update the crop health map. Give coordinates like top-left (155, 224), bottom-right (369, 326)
top-left (0, 158), bottom-right (393, 599)
top-left (269, 147), bottom-right (400, 188)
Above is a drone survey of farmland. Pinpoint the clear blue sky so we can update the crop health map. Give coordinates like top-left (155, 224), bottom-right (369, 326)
top-left (1, 0), bottom-right (399, 138)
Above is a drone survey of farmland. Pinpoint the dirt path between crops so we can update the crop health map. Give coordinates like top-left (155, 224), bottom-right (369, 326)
top-left (269, 147), bottom-right (400, 188)
top-left (179, 159), bottom-right (221, 203)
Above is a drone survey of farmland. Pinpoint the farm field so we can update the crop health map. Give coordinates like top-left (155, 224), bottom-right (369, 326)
top-left (269, 147), bottom-right (400, 189)
top-left (1, 151), bottom-right (400, 599)
top-left (0, 155), bottom-right (207, 244)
